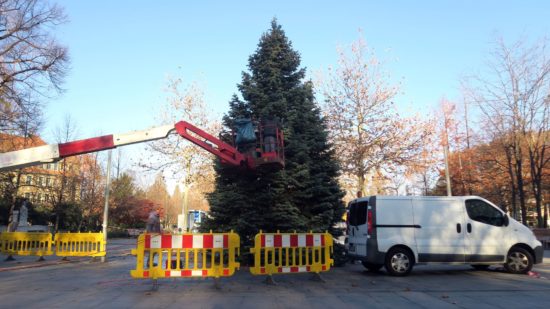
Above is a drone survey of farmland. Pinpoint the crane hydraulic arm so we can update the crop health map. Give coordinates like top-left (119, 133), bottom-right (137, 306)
top-left (0, 121), bottom-right (250, 172)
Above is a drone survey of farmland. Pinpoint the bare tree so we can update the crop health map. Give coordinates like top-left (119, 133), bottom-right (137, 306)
top-left (145, 173), bottom-right (171, 226)
top-left (0, 0), bottom-right (68, 137)
top-left (78, 151), bottom-right (105, 231)
top-left (141, 76), bottom-right (218, 223)
top-left (464, 36), bottom-right (550, 226)
top-left (413, 129), bottom-right (441, 196)
top-left (319, 36), bottom-right (433, 196)
top-left (51, 114), bottom-right (79, 232)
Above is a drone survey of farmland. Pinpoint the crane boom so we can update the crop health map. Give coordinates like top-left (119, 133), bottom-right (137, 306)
top-left (0, 121), bottom-right (251, 172)
top-left (174, 121), bottom-right (247, 167)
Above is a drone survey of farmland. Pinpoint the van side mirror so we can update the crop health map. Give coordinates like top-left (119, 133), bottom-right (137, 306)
top-left (503, 214), bottom-right (509, 227)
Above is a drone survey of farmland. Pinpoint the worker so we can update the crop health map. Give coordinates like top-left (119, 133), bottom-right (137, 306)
top-left (262, 116), bottom-right (279, 152)
top-left (146, 209), bottom-right (161, 267)
top-left (146, 209), bottom-right (161, 234)
top-left (234, 118), bottom-right (256, 153)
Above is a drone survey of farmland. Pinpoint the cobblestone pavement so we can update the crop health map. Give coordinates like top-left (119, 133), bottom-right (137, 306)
top-left (1, 239), bottom-right (549, 309)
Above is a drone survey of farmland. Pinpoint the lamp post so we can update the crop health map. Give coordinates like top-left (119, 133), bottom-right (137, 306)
top-left (101, 150), bottom-right (112, 262)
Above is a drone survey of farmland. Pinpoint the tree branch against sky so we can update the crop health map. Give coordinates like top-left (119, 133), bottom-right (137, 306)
top-left (141, 75), bottom-right (218, 221)
top-left (0, 0), bottom-right (69, 137)
top-left (319, 36), bottom-right (433, 196)
top-left (464, 36), bottom-right (550, 226)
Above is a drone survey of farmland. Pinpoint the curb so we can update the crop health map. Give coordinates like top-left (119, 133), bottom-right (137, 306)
top-left (0, 259), bottom-right (81, 272)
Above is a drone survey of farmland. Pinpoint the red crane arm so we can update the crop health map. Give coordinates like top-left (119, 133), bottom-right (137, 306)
top-left (0, 121), bottom-right (249, 172)
top-left (174, 121), bottom-right (247, 167)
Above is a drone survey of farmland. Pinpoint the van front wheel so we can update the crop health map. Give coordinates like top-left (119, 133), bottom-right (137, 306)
top-left (385, 247), bottom-right (414, 276)
top-left (504, 247), bottom-right (533, 274)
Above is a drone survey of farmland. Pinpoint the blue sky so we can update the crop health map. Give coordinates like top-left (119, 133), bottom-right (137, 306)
top-left (43, 1), bottom-right (549, 160)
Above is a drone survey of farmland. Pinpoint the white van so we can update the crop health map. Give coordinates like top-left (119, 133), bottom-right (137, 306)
top-left (347, 195), bottom-right (543, 276)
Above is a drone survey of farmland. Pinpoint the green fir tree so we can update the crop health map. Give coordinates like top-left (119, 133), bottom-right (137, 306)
top-left (202, 20), bottom-right (344, 244)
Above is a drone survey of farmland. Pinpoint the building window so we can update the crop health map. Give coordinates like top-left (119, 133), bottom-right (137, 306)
top-left (38, 176), bottom-right (44, 186)
top-left (37, 193), bottom-right (42, 202)
top-left (45, 177), bottom-right (51, 187)
top-left (26, 176), bottom-right (32, 185)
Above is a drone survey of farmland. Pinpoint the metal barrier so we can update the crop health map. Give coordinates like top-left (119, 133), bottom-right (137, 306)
top-left (0, 232), bottom-right (53, 257)
top-left (130, 232), bottom-right (240, 280)
top-left (127, 228), bottom-right (144, 237)
top-left (250, 231), bottom-right (333, 276)
top-left (54, 232), bottom-right (106, 257)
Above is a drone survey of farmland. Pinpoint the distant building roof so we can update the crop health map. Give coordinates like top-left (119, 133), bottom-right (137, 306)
top-left (0, 134), bottom-right (47, 152)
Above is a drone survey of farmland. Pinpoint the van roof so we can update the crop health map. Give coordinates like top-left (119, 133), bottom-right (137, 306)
top-left (350, 195), bottom-right (483, 204)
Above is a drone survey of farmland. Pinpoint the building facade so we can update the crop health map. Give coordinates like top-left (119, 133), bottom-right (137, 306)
top-left (1, 134), bottom-right (94, 207)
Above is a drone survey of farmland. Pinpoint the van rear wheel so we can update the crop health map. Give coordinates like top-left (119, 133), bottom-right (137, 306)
top-left (504, 247), bottom-right (533, 274)
top-left (385, 247), bottom-right (414, 276)
top-left (361, 261), bottom-right (383, 272)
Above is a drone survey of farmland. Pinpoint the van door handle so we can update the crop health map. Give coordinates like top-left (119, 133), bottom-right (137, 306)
top-left (456, 223), bottom-right (461, 233)
top-left (467, 223), bottom-right (472, 233)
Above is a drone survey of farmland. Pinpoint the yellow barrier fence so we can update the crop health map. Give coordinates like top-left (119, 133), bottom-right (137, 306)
top-left (130, 232), bottom-right (240, 280)
top-left (250, 231), bottom-right (333, 276)
top-left (0, 232), bottom-right (53, 257)
top-left (54, 232), bottom-right (106, 257)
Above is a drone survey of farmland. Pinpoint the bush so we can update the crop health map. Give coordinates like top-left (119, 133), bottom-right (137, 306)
top-left (29, 204), bottom-right (52, 225)
top-left (0, 198), bottom-right (11, 225)
top-left (52, 202), bottom-right (82, 231)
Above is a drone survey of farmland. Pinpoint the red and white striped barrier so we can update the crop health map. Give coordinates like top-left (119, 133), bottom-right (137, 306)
top-left (131, 232), bottom-right (240, 280)
top-left (250, 232), bottom-right (333, 276)
top-left (144, 234), bottom-right (229, 249)
top-left (259, 234), bottom-right (326, 248)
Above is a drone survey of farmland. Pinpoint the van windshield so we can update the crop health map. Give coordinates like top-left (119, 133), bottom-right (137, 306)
top-left (349, 201), bottom-right (368, 226)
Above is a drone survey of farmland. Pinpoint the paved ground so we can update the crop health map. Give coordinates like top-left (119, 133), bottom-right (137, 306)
top-left (1, 239), bottom-right (550, 308)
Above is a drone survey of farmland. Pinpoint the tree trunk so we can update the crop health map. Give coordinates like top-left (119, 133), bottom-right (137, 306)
top-left (12, 170), bottom-right (22, 203)
top-left (544, 202), bottom-right (549, 229)
top-left (463, 101), bottom-right (474, 195)
top-left (55, 160), bottom-right (68, 233)
top-left (8, 170), bottom-right (23, 228)
top-left (443, 145), bottom-right (452, 196)
top-left (423, 173), bottom-right (429, 196)
top-left (504, 146), bottom-right (518, 220)
top-left (526, 131), bottom-right (548, 228)
top-left (357, 173), bottom-right (366, 197)
top-left (528, 148), bottom-right (544, 227)
top-left (514, 146), bottom-right (527, 225)
top-left (457, 152), bottom-right (466, 195)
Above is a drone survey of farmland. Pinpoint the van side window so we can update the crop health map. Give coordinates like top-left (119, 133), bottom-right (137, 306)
top-left (349, 201), bottom-right (368, 226)
top-left (465, 199), bottom-right (505, 226)
top-left (348, 203), bottom-right (356, 226)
